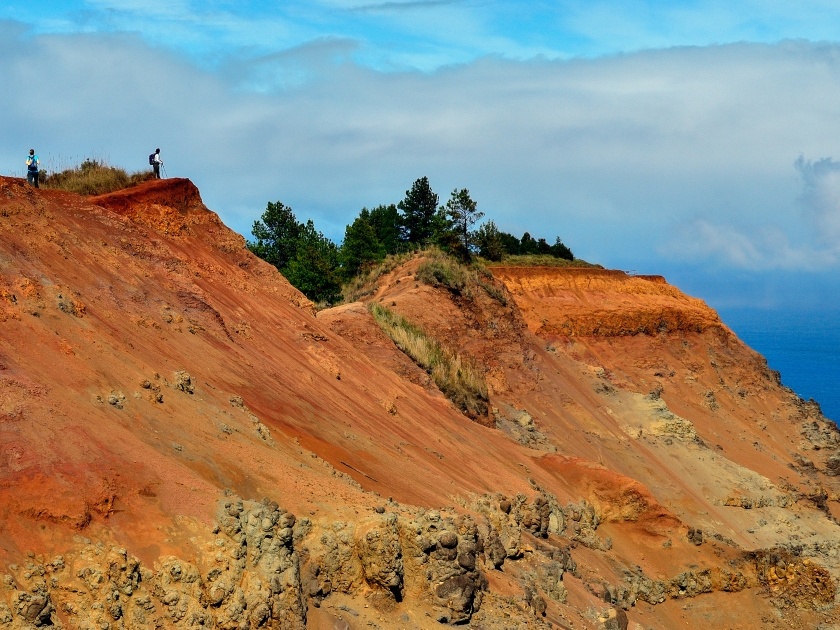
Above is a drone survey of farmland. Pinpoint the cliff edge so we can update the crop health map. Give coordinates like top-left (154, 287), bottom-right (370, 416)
top-left (1, 176), bottom-right (839, 630)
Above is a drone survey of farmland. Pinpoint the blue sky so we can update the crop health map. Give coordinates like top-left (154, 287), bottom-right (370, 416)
top-left (4, 2), bottom-right (840, 312)
top-left (12, 2), bottom-right (840, 70)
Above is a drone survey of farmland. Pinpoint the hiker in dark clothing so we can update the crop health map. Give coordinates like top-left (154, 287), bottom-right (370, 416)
top-left (26, 149), bottom-right (39, 188)
top-left (150, 148), bottom-right (163, 179)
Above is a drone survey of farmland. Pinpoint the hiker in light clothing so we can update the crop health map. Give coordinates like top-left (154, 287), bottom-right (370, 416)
top-left (26, 149), bottom-right (39, 188)
top-left (151, 148), bottom-right (163, 179)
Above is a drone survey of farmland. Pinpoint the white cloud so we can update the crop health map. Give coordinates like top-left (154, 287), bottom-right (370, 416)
top-left (4, 27), bottom-right (840, 280)
top-left (661, 219), bottom-right (837, 271)
top-left (796, 156), bottom-right (840, 249)
top-left (662, 156), bottom-right (840, 272)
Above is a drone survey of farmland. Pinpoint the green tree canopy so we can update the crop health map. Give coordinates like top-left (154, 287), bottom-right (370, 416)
top-left (248, 186), bottom-right (577, 305)
top-left (398, 176), bottom-right (439, 244)
top-left (366, 204), bottom-right (401, 254)
top-left (248, 202), bottom-right (342, 304)
top-left (341, 215), bottom-right (386, 279)
top-left (284, 220), bottom-right (342, 304)
top-left (248, 201), bottom-right (303, 269)
top-left (519, 232), bottom-right (538, 255)
top-left (475, 221), bottom-right (505, 262)
top-left (549, 237), bottom-right (574, 260)
top-left (498, 231), bottom-right (521, 255)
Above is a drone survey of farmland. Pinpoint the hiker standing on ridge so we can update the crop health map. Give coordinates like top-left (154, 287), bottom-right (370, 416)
top-left (26, 149), bottom-right (39, 188)
top-left (149, 148), bottom-right (163, 179)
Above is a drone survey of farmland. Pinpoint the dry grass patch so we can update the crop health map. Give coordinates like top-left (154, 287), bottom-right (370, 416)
top-left (369, 303), bottom-right (488, 418)
top-left (415, 249), bottom-right (478, 294)
top-left (482, 254), bottom-right (601, 268)
top-left (42, 159), bottom-right (154, 196)
top-left (341, 252), bottom-right (411, 304)
top-left (416, 249), bottom-right (508, 306)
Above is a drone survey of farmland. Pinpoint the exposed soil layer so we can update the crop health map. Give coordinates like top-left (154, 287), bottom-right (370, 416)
top-left (491, 266), bottom-right (722, 336)
top-left (1, 176), bottom-right (839, 629)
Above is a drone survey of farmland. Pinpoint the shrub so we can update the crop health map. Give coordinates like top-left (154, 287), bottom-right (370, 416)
top-left (41, 158), bottom-right (153, 196)
top-left (415, 249), bottom-right (474, 293)
top-left (416, 249), bottom-right (512, 306)
top-left (369, 303), bottom-right (488, 418)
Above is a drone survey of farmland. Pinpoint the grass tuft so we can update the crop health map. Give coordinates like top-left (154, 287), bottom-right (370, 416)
top-left (416, 248), bottom-right (509, 306)
top-left (482, 254), bottom-right (602, 268)
top-left (478, 281), bottom-right (507, 306)
top-left (369, 303), bottom-right (488, 418)
top-left (41, 158), bottom-right (154, 196)
top-left (415, 249), bottom-right (474, 293)
top-left (341, 252), bottom-right (411, 304)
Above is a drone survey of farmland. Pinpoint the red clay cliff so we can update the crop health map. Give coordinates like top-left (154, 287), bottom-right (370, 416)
top-left (1, 176), bottom-right (838, 630)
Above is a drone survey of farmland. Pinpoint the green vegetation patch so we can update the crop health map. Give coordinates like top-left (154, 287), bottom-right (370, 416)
top-left (42, 159), bottom-right (154, 196)
top-left (415, 253), bottom-right (474, 293)
top-left (248, 175), bottom-right (591, 305)
top-left (483, 254), bottom-right (602, 268)
top-left (415, 249), bottom-right (508, 306)
top-left (368, 303), bottom-right (488, 418)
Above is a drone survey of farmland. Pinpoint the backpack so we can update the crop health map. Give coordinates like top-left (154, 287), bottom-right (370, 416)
top-left (27, 157), bottom-right (38, 172)
top-left (149, 153), bottom-right (156, 166)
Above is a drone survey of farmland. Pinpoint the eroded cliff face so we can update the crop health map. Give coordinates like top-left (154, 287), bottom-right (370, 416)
top-left (1, 176), bottom-right (839, 630)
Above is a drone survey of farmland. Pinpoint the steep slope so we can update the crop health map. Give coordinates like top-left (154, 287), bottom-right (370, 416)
top-left (0, 176), bottom-right (838, 630)
top-left (324, 256), bottom-right (840, 628)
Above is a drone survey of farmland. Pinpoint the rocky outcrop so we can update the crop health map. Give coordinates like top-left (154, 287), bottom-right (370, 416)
top-left (301, 508), bottom-right (487, 624)
top-left (0, 497), bottom-right (308, 630)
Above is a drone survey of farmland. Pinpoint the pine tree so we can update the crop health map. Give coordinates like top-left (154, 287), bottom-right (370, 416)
top-left (475, 221), bottom-right (505, 262)
top-left (341, 215), bottom-right (386, 279)
top-left (248, 203), bottom-right (342, 304)
top-left (445, 188), bottom-right (484, 258)
top-left (247, 201), bottom-right (303, 269)
top-left (519, 232), bottom-right (538, 255)
top-left (498, 231), bottom-right (521, 255)
top-left (367, 204), bottom-right (401, 254)
top-left (549, 237), bottom-right (574, 260)
top-left (398, 177), bottom-right (439, 244)
top-left (284, 220), bottom-right (342, 304)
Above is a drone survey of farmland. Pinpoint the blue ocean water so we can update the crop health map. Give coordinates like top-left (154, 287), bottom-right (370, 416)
top-left (717, 309), bottom-right (840, 423)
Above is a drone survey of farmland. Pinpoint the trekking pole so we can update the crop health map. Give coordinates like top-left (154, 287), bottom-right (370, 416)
top-left (162, 164), bottom-right (169, 179)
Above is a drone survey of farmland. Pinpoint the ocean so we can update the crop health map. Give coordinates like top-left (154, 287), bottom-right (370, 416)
top-left (717, 308), bottom-right (840, 423)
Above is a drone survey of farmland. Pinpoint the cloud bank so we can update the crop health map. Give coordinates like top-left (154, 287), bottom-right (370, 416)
top-left (3, 24), bottom-right (840, 308)
top-left (661, 156), bottom-right (840, 272)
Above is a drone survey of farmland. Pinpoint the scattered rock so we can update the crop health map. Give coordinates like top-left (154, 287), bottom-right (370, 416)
top-left (107, 390), bottom-right (125, 409)
top-left (172, 370), bottom-right (194, 394)
top-left (687, 527), bottom-right (704, 546)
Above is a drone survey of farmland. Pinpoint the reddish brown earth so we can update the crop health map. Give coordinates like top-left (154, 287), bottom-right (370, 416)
top-left (1, 176), bottom-right (839, 630)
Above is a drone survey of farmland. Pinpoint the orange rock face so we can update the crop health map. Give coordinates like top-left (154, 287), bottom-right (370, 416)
top-left (490, 266), bottom-right (722, 336)
top-left (1, 176), bottom-right (839, 629)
